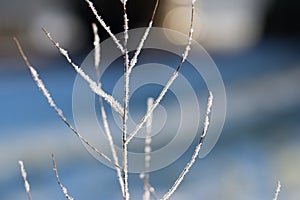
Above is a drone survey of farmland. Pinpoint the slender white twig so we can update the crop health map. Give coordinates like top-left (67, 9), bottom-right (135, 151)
top-left (52, 154), bottom-right (74, 200)
top-left (92, 23), bottom-right (100, 78)
top-left (273, 181), bottom-right (281, 200)
top-left (120, 1), bottom-right (130, 199)
top-left (128, 20), bottom-right (152, 73)
top-left (14, 38), bottom-right (120, 170)
top-left (161, 91), bottom-right (213, 200)
top-left (18, 161), bottom-right (32, 200)
top-left (140, 174), bottom-right (158, 200)
top-left (126, 72), bottom-right (178, 143)
top-left (92, 23), bottom-right (125, 197)
top-left (126, 0), bottom-right (196, 144)
top-left (84, 0), bottom-right (125, 53)
top-left (42, 28), bottom-right (124, 117)
top-left (129, 0), bottom-right (160, 72)
top-left (142, 97), bottom-right (154, 200)
top-left (145, 97), bottom-right (153, 173)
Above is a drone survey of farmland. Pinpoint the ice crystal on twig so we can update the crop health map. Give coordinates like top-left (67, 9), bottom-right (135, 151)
top-left (273, 181), bottom-right (281, 200)
top-left (52, 154), bottom-right (74, 200)
top-left (42, 28), bottom-right (124, 117)
top-left (92, 23), bottom-right (125, 197)
top-left (18, 161), bottom-right (32, 200)
top-left (161, 91), bottom-right (213, 200)
top-left (14, 38), bottom-right (120, 169)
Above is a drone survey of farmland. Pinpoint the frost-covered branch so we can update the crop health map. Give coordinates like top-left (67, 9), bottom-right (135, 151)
top-left (84, 0), bottom-right (125, 53)
top-left (52, 154), bottom-right (74, 200)
top-left (14, 38), bottom-right (120, 170)
top-left (18, 161), bottom-right (32, 200)
top-left (161, 91), bottom-right (213, 200)
top-left (142, 97), bottom-right (154, 200)
top-left (120, 1), bottom-right (131, 199)
top-left (140, 174), bottom-right (158, 200)
top-left (273, 181), bottom-right (281, 200)
top-left (129, 0), bottom-right (160, 72)
top-left (42, 28), bottom-right (124, 117)
top-left (92, 23), bottom-right (101, 78)
top-left (126, 0), bottom-right (196, 143)
top-left (92, 23), bottom-right (125, 197)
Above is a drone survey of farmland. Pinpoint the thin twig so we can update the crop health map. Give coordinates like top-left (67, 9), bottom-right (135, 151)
top-left (84, 0), bottom-right (125, 53)
top-left (273, 181), bottom-right (281, 200)
top-left (14, 38), bottom-right (121, 170)
top-left (126, 72), bottom-right (177, 143)
top-left (52, 154), bottom-right (74, 200)
top-left (121, 1), bottom-right (130, 199)
top-left (18, 161), bottom-right (32, 200)
top-left (161, 91), bottom-right (213, 200)
top-left (142, 97), bottom-right (154, 200)
top-left (126, 0), bottom-right (196, 144)
top-left (92, 23), bottom-right (125, 197)
top-left (140, 174), bottom-right (158, 200)
top-left (42, 28), bottom-right (124, 117)
top-left (92, 23), bottom-right (100, 78)
top-left (129, 0), bottom-right (160, 72)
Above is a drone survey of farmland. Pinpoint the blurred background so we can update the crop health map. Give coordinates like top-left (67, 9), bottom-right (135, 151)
top-left (0, 0), bottom-right (299, 199)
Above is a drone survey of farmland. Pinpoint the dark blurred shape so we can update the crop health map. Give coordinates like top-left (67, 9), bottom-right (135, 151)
top-left (263, 0), bottom-right (300, 37)
top-left (0, 0), bottom-right (158, 58)
top-left (76, 0), bottom-right (159, 51)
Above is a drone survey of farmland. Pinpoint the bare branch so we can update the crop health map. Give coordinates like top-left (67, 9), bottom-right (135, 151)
top-left (92, 23), bottom-right (101, 78)
top-left (18, 161), bottom-right (32, 200)
top-left (84, 0), bottom-right (125, 53)
top-left (142, 97), bottom-right (154, 200)
top-left (92, 23), bottom-right (125, 197)
top-left (126, 0), bottom-right (196, 143)
top-left (52, 154), bottom-right (74, 200)
top-left (14, 38), bottom-right (121, 170)
top-left (161, 91), bottom-right (213, 200)
top-left (140, 173), bottom-right (158, 200)
top-left (121, 1), bottom-right (130, 199)
top-left (126, 72), bottom-right (178, 143)
top-left (273, 181), bottom-right (281, 200)
top-left (42, 28), bottom-right (124, 116)
top-left (129, 0), bottom-right (160, 72)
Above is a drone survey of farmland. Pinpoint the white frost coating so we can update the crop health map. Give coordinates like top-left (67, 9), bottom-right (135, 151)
top-left (129, 21), bottom-right (153, 72)
top-left (145, 97), bottom-right (153, 165)
top-left (15, 38), bottom-right (119, 169)
top-left (127, 0), bottom-right (196, 143)
top-left (99, 98), bottom-right (125, 196)
top-left (122, 4), bottom-right (130, 198)
top-left (52, 155), bottom-right (74, 200)
top-left (203, 91), bottom-right (213, 137)
top-left (123, 13), bottom-right (129, 44)
top-left (273, 181), bottom-right (281, 200)
top-left (127, 72), bottom-right (178, 143)
top-left (61, 186), bottom-right (74, 200)
top-left (29, 66), bottom-right (65, 121)
top-left (84, 0), bottom-right (125, 53)
top-left (92, 23), bottom-right (100, 74)
top-left (161, 92), bottom-right (213, 200)
top-left (43, 29), bottom-right (124, 116)
top-left (92, 22), bottom-right (125, 196)
top-left (19, 160), bottom-right (33, 200)
top-left (19, 161), bottom-right (32, 200)
top-left (28, 64), bottom-right (117, 167)
top-left (182, 27), bottom-right (193, 62)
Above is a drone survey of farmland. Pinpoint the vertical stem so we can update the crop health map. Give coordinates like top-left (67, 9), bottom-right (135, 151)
top-left (92, 23), bottom-right (125, 197)
top-left (122, 1), bottom-right (130, 199)
top-left (18, 161), bottom-right (32, 200)
top-left (143, 98), bottom-right (154, 200)
top-left (273, 181), bottom-right (281, 200)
